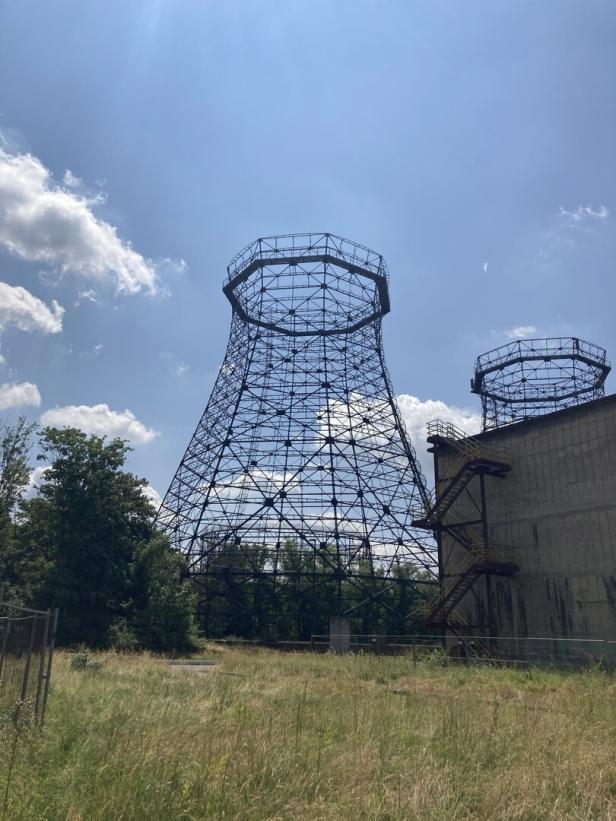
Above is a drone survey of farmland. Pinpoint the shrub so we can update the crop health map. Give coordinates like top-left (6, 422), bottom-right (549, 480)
top-left (108, 619), bottom-right (139, 653)
top-left (70, 649), bottom-right (103, 672)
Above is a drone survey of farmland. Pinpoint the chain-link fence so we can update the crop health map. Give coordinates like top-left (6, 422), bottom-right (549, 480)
top-left (0, 592), bottom-right (58, 726)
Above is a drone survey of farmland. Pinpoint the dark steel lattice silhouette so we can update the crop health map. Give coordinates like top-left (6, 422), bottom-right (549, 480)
top-left (471, 337), bottom-right (610, 430)
top-left (157, 233), bottom-right (437, 623)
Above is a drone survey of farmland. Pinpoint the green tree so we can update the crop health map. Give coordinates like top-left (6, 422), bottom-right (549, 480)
top-left (17, 427), bottom-right (197, 651)
top-left (0, 416), bottom-right (38, 601)
top-left (129, 532), bottom-right (198, 652)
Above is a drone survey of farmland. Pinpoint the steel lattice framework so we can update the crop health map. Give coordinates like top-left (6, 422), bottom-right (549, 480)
top-left (157, 233), bottom-right (437, 620)
top-left (471, 336), bottom-right (610, 430)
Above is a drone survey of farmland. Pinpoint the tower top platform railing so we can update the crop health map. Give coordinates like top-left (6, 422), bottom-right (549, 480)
top-left (471, 337), bottom-right (611, 430)
top-left (223, 232), bottom-right (390, 337)
top-left (473, 337), bottom-right (610, 379)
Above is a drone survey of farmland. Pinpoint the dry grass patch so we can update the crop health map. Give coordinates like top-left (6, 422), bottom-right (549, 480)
top-left (1, 648), bottom-right (615, 820)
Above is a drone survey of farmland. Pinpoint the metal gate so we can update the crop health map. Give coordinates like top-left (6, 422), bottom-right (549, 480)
top-left (0, 592), bottom-right (58, 726)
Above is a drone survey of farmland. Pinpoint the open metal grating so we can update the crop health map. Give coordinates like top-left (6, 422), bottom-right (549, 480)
top-left (471, 337), bottom-right (610, 430)
top-left (157, 233), bottom-right (437, 627)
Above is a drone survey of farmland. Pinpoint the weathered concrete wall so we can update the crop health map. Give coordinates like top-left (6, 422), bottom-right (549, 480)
top-left (435, 395), bottom-right (616, 653)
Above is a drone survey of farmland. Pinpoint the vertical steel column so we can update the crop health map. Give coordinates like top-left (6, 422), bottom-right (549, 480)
top-left (431, 442), bottom-right (447, 650)
top-left (479, 473), bottom-right (495, 655)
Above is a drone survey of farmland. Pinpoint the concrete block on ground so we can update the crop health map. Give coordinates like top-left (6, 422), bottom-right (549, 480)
top-left (329, 616), bottom-right (351, 652)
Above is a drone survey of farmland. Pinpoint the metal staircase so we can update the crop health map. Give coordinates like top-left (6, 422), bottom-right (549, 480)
top-left (425, 546), bottom-right (487, 623)
top-left (413, 420), bottom-right (517, 645)
top-left (414, 463), bottom-right (481, 528)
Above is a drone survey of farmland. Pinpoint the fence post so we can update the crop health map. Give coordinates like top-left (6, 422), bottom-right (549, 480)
top-left (0, 585), bottom-right (5, 683)
top-left (19, 611), bottom-right (38, 704)
top-left (34, 609), bottom-right (51, 725)
top-left (40, 608), bottom-right (59, 727)
top-left (0, 605), bottom-right (11, 686)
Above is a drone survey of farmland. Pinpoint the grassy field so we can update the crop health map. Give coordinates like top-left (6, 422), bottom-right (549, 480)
top-left (1, 647), bottom-right (615, 820)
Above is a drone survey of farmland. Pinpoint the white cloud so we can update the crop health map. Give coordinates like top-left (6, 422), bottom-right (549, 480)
top-left (142, 483), bottom-right (162, 509)
top-left (558, 205), bottom-right (609, 226)
top-left (78, 343), bottom-right (104, 360)
top-left (483, 262), bottom-right (488, 273)
top-left (0, 381), bottom-right (41, 410)
top-left (213, 468), bottom-right (299, 501)
top-left (317, 391), bottom-right (481, 487)
top-left (396, 394), bottom-right (482, 464)
top-left (40, 403), bottom-right (159, 444)
top-left (0, 148), bottom-right (178, 295)
top-left (157, 257), bottom-right (187, 276)
top-left (62, 169), bottom-right (82, 190)
top-left (74, 289), bottom-right (101, 306)
top-left (23, 464), bottom-right (50, 498)
top-left (160, 351), bottom-right (190, 377)
top-left (0, 281), bottom-right (64, 334)
top-left (505, 324), bottom-right (538, 340)
top-left (323, 391), bottom-right (395, 456)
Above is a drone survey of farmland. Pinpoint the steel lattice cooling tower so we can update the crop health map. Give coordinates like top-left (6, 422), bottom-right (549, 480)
top-left (157, 233), bottom-right (437, 624)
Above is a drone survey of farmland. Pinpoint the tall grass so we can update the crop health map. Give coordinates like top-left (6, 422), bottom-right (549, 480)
top-left (2, 648), bottom-right (615, 819)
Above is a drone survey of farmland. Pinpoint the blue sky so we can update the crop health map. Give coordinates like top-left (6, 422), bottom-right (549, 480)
top-left (0, 0), bottom-right (614, 501)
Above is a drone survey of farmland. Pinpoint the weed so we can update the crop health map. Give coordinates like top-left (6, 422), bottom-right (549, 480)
top-left (0, 649), bottom-right (614, 820)
top-left (69, 649), bottom-right (103, 672)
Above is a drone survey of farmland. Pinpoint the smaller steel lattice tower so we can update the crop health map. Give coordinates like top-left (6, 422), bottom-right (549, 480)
top-left (157, 233), bottom-right (437, 631)
top-left (471, 337), bottom-right (611, 430)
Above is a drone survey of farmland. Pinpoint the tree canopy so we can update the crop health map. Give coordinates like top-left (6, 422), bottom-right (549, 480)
top-left (1, 422), bottom-right (198, 651)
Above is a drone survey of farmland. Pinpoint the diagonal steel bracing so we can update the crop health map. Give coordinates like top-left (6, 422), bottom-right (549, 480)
top-left (157, 233), bottom-right (437, 628)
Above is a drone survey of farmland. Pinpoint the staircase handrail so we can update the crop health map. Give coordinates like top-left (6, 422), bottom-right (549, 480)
top-left (426, 419), bottom-right (509, 463)
top-left (448, 614), bottom-right (507, 660)
top-left (417, 544), bottom-right (488, 619)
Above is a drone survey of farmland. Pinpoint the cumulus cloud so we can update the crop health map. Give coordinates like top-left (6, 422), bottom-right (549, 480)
top-left (62, 169), bottom-right (82, 189)
top-left (39, 403), bottom-right (159, 444)
top-left (142, 483), bottom-right (163, 509)
top-left (396, 394), bottom-right (482, 463)
top-left (23, 464), bottom-right (51, 498)
top-left (213, 468), bottom-right (299, 501)
top-left (558, 205), bottom-right (609, 227)
top-left (0, 381), bottom-right (41, 410)
top-left (0, 281), bottom-right (64, 334)
top-left (505, 324), bottom-right (538, 340)
top-left (323, 392), bottom-right (395, 456)
top-left (0, 147), bottom-right (177, 295)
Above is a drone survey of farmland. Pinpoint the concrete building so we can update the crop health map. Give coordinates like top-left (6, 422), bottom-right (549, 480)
top-left (422, 394), bottom-right (616, 664)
